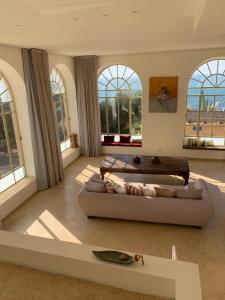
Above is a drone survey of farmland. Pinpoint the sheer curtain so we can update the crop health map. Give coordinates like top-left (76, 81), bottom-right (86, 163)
top-left (74, 56), bottom-right (102, 156)
top-left (22, 48), bottom-right (64, 191)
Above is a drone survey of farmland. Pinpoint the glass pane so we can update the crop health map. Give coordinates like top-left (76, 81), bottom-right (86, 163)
top-left (55, 102), bottom-right (65, 142)
top-left (101, 68), bottom-right (112, 81)
top-left (118, 81), bottom-right (129, 90)
top-left (98, 74), bottom-right (108, 86)
top-left (130, 80), bottom-right (142, 95)
top-left (212, 121), bottom-right (225, 137)
top-left (50, 69), bottom-right (57, 82)
top-left (5, 113), bottom-right (20, 169)
top-left (119, 96), bottom-right (129, 134)
top-left (98, 82), bottom-right (106, 90)
top-left (51, 82), bottom-right (60, 95)
top-left (131, 98), bottom-right (141, 135)
top-left (110, 78), bottom-right (118, 89)
top-left (1, 90), bottom-right (11, 102)
top-left (14, 166), bottom-right (25, 182)
top-left (117, 78), bottom-right (127, 89)
top-left (0, 79), bottom-right (8, 96)
top-left (0, 172), bottom-right (15, 193)
top-left (214, 96), bottom-right (225, 111)
top-left (192, 70), bottom-right (205, 83)
top-left (207, 75), bottom-right (217, 86)
top-left (208, 60), bottom-right (218, 74)
top-left (198, 121), bottom-right (212, 138)
top-left (218, 60), bottom-right (225, 74)
top-left (98, 90), bottom-right (106, 97)
top-left (106, 82), bottom-right (117, 91)
top-left (106, 90), bottom-right (117, 97)
top-left (99, 98), bottom-right (107, 133)
top-left (185, 111), bottom-right (198, 137)
top-left (188, 79), bottom-right (202, 88)
top-left (0, 115), bottom-right (11, 176)
top-left (202, 80), bottom-right (214, 87)
top-left (202, 87), bottom-right (225, 96)
top-left (200, 95), bottom-right (214, 111)
top-left (2, 102), bottom-right (13, 113)
top-left (217, 75), bottom-right (225, 87)
top-left (108, 98), bottom-right (119, 134)
top-left (188, 88), bottom-right (202, 96)
top-left (118, 65), bottom-right (126, 78)
top-left (109, 65), bottom-right (118, 78)
top-left (123, 67), bottom-right (134, 80)
top-left (127, 73), bottom-right (138, 85)
top-left (187, 96), bottom-right (199, 111)
top-left (198, 63), bottom-right (211, 77)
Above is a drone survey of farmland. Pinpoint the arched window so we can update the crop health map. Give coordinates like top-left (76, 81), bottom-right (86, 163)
top-left (0, 72), bottom-right (25, 193)
top-left (50, 68), bottom-right (70, 152)
top-left (185, 59), bottom-right (225, 148)
top-left (98, 65), bottom-right (142, 138)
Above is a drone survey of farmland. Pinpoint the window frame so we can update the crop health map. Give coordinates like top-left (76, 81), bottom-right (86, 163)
top-left (184, 58), bottom-right (225, 149)
top-left (50, 68), bottom-right (71, 152)
top-left (0, 72), bottom-right (25, 193)
top-left (98, 64), bottom-right (142, 137)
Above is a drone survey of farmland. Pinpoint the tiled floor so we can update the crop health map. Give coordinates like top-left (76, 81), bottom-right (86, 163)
top-left (3, 156), bottom-right (225, 300)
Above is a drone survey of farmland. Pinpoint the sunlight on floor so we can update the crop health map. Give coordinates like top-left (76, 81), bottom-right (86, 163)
top-left (190, 172), bottom-right (225, 186)
top-left (75, 164), bottom-right (100, 185)
top-left (25, 210), bottom-right (82, 244)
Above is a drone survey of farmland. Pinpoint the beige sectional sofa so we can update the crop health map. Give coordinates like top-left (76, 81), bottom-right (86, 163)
top-left (77, 179), bottom-right (214, 227)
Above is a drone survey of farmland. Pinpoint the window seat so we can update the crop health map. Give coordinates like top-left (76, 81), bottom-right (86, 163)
top-left (101, 141), bottom-right (142, 147)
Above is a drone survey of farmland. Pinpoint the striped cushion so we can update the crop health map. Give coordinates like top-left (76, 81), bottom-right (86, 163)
top-left (125, 183), bottom-right (143, 196)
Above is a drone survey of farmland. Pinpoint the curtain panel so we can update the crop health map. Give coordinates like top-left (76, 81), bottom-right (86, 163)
top-left (22, 48), bottom-right (64, 191)
top-left (74, 56), bottom-right (102, 156)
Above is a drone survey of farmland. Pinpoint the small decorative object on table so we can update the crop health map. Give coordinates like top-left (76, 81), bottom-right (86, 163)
top-left (93, 250), bottom-right (144, 265)
top-left (133, 155), bottom-right (141, 163)
top-left (152, 156), bottom-right (160, 164)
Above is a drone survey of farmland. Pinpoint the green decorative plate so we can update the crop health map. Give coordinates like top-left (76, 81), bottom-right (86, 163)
top-left (92, 250), bottom-right (134, 265)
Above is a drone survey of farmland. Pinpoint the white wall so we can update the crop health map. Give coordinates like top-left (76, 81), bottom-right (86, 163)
top-left (98, 48), bottom-right (225, 160)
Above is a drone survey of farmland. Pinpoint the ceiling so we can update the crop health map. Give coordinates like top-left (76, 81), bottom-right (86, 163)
top-left (0, 0), bottom-right (225, 56)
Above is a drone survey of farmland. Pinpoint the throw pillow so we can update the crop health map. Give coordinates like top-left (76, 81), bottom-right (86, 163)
top-left (113, 182), bottom-right (127, 194)
top-left (86, 182), bottom-right (106, 193)
top-left (154, 187), bottom-right (176, 198)
top-left (119, 135), bottom-right (131, 143)
top-left (140, 186), bottom-right (156, 197)
top-left (125, 183), bottom-right (143, 196)
top-left (106, 182), bottom-right (114, 193)
top-left (175, 188), bottom-right (203, 200)
top-left (104, 135), bottom-right (115, 143)
top-left (92, 177), bottom-right (107, 185)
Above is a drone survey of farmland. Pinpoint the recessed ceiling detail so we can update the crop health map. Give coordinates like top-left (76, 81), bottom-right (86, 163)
top-left (1, 0), bottom-right (225, 56)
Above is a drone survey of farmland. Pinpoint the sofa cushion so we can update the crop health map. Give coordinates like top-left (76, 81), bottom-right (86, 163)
top-left (175, 188), bottom-right (203, 199)
top-left (85, 182), bottom-right (106, 193)
top-left (119, 135), bottom-right (131, 143)
top-left (104, 135), bottom-right (115, 143)
top-left (155, 187), bottom-right (176, 198)
top-left (140, 186), bottom-right (156, 197)
top-left (106, 182), bottom-right (114, 193)
top-left (125, 183), bottom-right (143, 196)
top-left (113, 182), bottom-right (127, 194)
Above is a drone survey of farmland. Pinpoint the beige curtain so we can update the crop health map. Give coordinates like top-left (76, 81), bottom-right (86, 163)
top-left (74, 56), bottom-right (102, 156)
top-left (22, 48), bottom-right (64, 191)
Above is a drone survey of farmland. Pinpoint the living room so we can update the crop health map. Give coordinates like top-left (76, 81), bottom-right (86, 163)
top-left (0, 1), bottom-right (224, 300)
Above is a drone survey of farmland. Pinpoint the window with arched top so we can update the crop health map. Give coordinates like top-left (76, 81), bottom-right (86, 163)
top-left (0, 72), bottom-right (25, 193)
top-left (98, 65), bottom-right (142, 138)
top-left (50, 68), bottom-right (70, 152)
top-left (185, 59), bottom-right (225, 148)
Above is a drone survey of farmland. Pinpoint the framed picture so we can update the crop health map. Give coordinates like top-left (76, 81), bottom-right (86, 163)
top-left (149, 77), bottom-right (178, 112)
